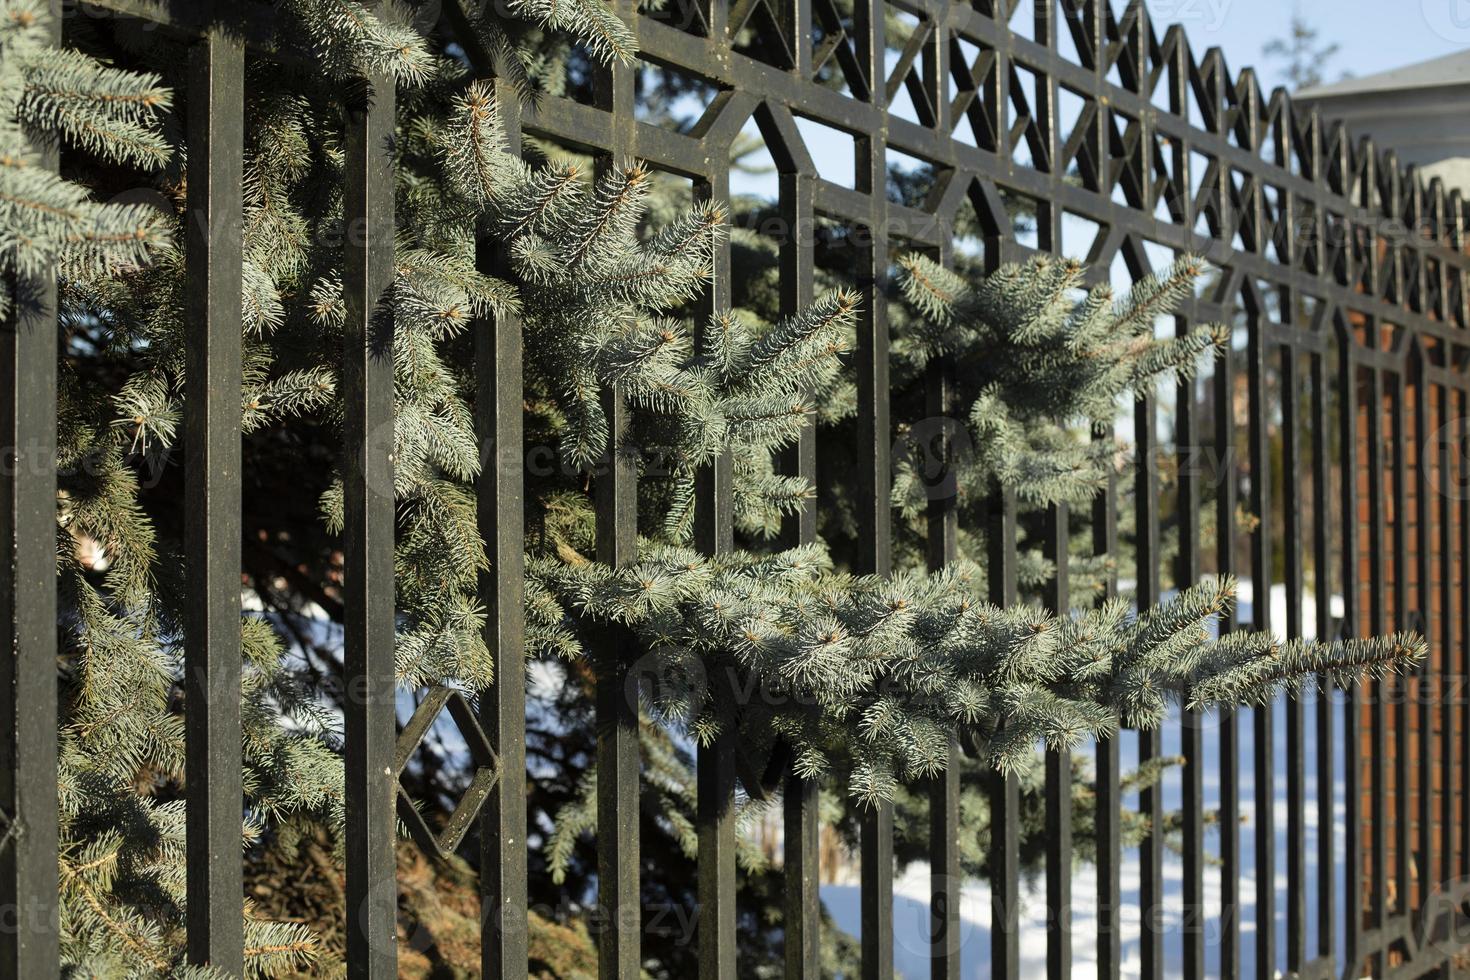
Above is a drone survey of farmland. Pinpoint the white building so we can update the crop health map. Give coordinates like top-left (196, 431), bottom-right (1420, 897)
top-left (1297, 50), bottom-right (1470, 194)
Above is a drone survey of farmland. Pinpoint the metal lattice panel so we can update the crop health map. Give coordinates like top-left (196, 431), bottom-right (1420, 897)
top-left (393, 686), bottom-right (503, 859)
top-left (6, 1), bottom-right (1469, 979)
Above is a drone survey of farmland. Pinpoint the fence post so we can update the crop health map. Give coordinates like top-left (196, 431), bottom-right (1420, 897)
top-left (987, 486), bottom-right (1018, 980)
top-left (591, 5), bottom-right (642, 973)
top-left (1091, 422), bottom-right (1121, 980)
top-left (475, 73), bottom-right (530, 980)
top-left (856, 0), bottom-right (894, 975)
top-left (926, 243), bottom-right (961, 978)
top-left (694, 157), bottom-right (737, 980)
top-left (0, 7), bottom-right (60, 974)
top-left (1245, 276), bottom-right (1277, 980)
top-left (342, 70), bottom-right (399, 980)
top-left (183, 26), bottom-right (246, 974)
top-left (1127, 241), bottom-right (1164, 980)
top-left (777, 126), bottom-right (821, 980)
top-left (1214, 297), bottom-right (1241, 980)
top-left (1043, 503), bottom-right (1072, 980)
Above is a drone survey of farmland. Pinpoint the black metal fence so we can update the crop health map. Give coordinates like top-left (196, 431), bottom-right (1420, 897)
top-left (4, 0), bottom-right (1470, 978)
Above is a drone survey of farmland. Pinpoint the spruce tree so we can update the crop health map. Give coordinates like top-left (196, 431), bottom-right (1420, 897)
top-left (1, 2), bottom-right (1425, 976)
top-left (894, 251), bottom-right (1224, 512)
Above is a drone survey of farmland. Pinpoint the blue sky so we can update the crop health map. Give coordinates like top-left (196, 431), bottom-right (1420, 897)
top-left (729, 0), bottom-right (1469, 198)
top-left (1148, 0), bottom-right (1466, 92)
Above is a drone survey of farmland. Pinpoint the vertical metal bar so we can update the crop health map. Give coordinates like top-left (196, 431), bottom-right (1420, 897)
top-left (592, 8), bottom-right (641, 972)
top-left (593, 424), bottom-right (640, 980)
top-left (695, 166), bottom-right (737, 980)
top-left (1177, 314), bottom-right (1205, 980)
top-left (1215, 313), bottom-right (1241, 980)
top-left (1390, 367), bottom-right (1410, 928)
top-left (0, 9), bottom-right (59, 974)
top-left (1079, 0), bottom-right (1107, 190)
top-left (785, 770), bottom-right (820, 976)
top-left (988, 486), bottom-right (1019, 980)
top-left (1281, 342), bottom-right (1306, 974)
top-left (1310, 348), bottom-right (1335, 965)
top-left (695, 703), bottom-right (736, 980)
top-left (1366, 362), bottom-right (1388, 974)
top-left (593, 396), bottom-right (640, 980)
top-left (702, 0), bottom-right (728, 40)
top-left (1438, 378), bottom-right (1457, 923)
top-left (926, 242), bottom-right (960, 980)
top-left (930, 735), bottom-right (960, 980)
top-left (854, 271), bottom-right (895, 968)
top-left (1461, 385), bottom-right (1470, 890)
top-left (773, 0), bottom-right (809, 78)
top-left (1094, 423), bottom-right (1121, 980)
top-left (1134, 384), bottom-right (1163, 980)
top-left (342, 71), bottom-right (399, 980)
top-left (782, 764), bottom-right (820, 974)
top-left (1044, 503), bottom-right (1072, 980)
top-left (1411, 357), bottom-right (1434, 918)
top-left (1460, 384), bottom-right (1470, 892)
top-left (979, 30), bottom-right (1022, 956)
top-left (477, 77), bottom-right (528, 980)
top-left (1246, 291), bottom-right (1275, 980)
top-left (775, 4), bottom-right (817, 960)
top-left (853, 0), bottom-right (886, 584)
top-left (1015, 5), bottom-right (1067, 938)
top-left (1337, 332), bottom-right (1363, 974)
top-left (1358, 142), bottom-right (1389, 976)
top-left (857, 0), bottom-right (893, 972)
top-left (1439, 254), bottom-right (1457, 867)
top-left (923, 0), bottom-right (950, 138)
top-left (860, 799), bottom-right (894, 980)
top-left (778, 148), bottom-right (821, 980)
top-left (1033, 0), bottom-right (1056, 177)
top-left (776, 49), bottom-right (817, 553)
top-left (1236, 58), bottom-right (1271, 980)
top-left (184, 29), bottom-right (245, 974)
top-left (1161, 16), bottom-right (1206, 969)
top-left (1269, 88), bottom-right (1299, 980)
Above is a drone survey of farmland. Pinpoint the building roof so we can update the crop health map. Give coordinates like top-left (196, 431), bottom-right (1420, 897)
top-left (1297, 50), bottom-right (1470, 100)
